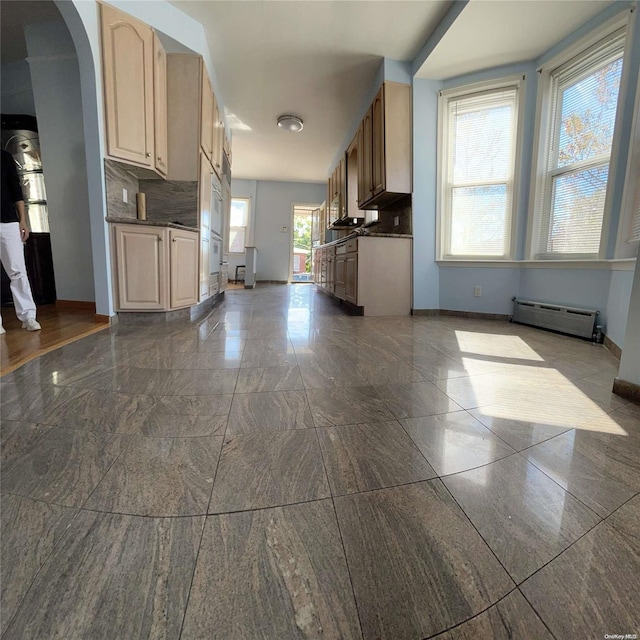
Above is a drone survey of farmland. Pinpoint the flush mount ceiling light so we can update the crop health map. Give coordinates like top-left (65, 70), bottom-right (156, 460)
top-left (277, 114), bottom-right (304, 132)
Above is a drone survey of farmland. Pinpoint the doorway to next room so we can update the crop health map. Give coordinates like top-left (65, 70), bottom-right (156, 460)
top-left (291, 204), bottom-right (318, 283)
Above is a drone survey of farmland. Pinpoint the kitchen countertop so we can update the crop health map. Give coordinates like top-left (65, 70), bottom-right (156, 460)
top-left (316, 230), bottom-right (412, 248)
top-left (106, 216), bottom-right (200, 233)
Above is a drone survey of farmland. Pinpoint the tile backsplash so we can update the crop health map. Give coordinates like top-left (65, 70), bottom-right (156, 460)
top-left (104, 159), bottom-right (138, 219)
top-left (104, 159), bottom-right (198, 227)
top-left (139, 179), bottom-right (198, 228)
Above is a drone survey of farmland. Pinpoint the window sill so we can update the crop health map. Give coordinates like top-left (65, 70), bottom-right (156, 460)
top-left (436, 258), bottom-right (636, 270)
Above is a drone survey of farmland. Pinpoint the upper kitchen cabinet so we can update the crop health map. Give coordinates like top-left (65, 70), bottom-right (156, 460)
top-left (212, 94), bottom-right (224, 178)
top-left (153, 33), bottom-right (168, 177)
top-left (101, 4), bottom-right (166, 173)
top-left (359, 82), bottom-right (411, 209)
top-left (201, 69), bottom-right (214, 162)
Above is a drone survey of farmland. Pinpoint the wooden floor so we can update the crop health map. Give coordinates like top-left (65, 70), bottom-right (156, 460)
top-left (1, 305), bottom-right (110, 376)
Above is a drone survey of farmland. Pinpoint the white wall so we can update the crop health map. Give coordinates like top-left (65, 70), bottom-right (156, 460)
top-left (1, 60), bottom-right (36, 116)
top-left (247, 180), bottom-right (325, 282)
top-left (26, 21), bottom-right (95, 302)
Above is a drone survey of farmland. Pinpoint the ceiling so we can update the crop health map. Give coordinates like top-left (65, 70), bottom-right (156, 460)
top-left (0, 0), bottom-right (62, 62)
top-left (171, 1), bottom-right (452, 182)
top-left (416, 0), bottom-right (614, 80)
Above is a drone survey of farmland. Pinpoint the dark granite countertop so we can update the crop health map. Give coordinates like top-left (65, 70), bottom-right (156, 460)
top-left (106, 217), bottom-right (200, 233)
top-left (316, 231), bottom-right (412, 248)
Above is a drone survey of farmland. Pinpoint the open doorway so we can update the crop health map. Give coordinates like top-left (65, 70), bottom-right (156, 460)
top-left (291, 204), bottom-right (318, 283)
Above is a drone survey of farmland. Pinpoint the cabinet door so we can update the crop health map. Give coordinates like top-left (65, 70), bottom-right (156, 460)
top-left (200, 68), bottom-right (214, 160)
top-left (362, 105), bottom-right (374, 203)
top-left (213, 97), bottom-right (224, 177)
top-left (153, 33), bottom-right (168, 177)
top-left (101, 4), bottom-right (154, 167)
top-left (334, 254), bottom-right (346, 300)
top-left (114, 225), bottom-right (167, 310)
top-left (372, 86), bottom-right (385, 196)
top-left (345, 254), bottom-right (358, 304)
top-left (199, 235), bottom-right (209, 299)
top-left (170, 229), bottom-right (199, 308)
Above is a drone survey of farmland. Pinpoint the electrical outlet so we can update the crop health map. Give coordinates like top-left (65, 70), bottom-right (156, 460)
top-left (122, 188), bottom-right (128, 203)
top-left (474, 286), bottom-right (482, 297)
top-left (280, 226), bottom-right (288, 233)
top-left (394, 216), bottom-right (400, 227)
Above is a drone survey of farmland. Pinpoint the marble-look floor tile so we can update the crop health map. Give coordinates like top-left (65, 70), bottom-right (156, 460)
top-left (1, 428), bottom-right (123, 507)
top-left (299, 360), bottom-right (369, 389)
top-left (241, 339), bottom-right (297, 368)
top-left (443, 455), bottom-right (601, 583)
top-left (178, 351), bottom-right (243, 370)
top-left (0, 494), bottom-right (77, 635)
top-left (525, 428), bottom-right (640, 517)
top-left (0, 383), bottom-right (85, 422)
top-left (317, 421), bottom-right (436, 495)
top-left (119, 414), bottom-right (228, 438)
top-left (226, 390), bottom-right (314, 434)
top-left (468, 407), bottom-right (571, 451)
top-left (181, 500), bottom-right (362, 639)
top-left (307, 386), bottom-right (395, 427)
top-left (85, 436), bottom-right (222, 516)
top-left (434, 590), bottom-right (553, 640)
top-left (520, 518), bottom-right (640, 639)
top-left (3, 511), bottom-right (204, 640)
top-left (210, 430), bottom-right (330, 512)
top-left (606, 494), bottom-right (640, 544)
top-left (400, 412), bottom-right (515, 476)
top-left (167, 368), bottom-right (239, 395)
top-left (334, 480), bottom-right (514, 639)
top-left (375, 381), bottom-right (462, 419)
top-left (1, 420), bottom-right (52, 464)
top-left (235, 365), bottom-right (304, 392)
top-left (356, 361), bottom-right (425, 385)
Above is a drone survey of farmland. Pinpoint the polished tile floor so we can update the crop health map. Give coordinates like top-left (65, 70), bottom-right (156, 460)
top-left (1, 284), bottom-right (639, 639)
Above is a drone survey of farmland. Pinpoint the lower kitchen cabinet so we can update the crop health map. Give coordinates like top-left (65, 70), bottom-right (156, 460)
top-left (113, 223), bottom-right (199, 311)
top-left (315, 236), bottom-right (411, 316)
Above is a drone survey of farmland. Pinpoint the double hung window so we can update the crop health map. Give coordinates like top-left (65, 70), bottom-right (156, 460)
top-left (440, 83), bottom-right (520, 259)
top-left (535, 31), bottom-right (625, 258)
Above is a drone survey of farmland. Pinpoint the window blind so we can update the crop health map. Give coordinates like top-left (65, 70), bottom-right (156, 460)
top-left (443, 87), bottom-right (518, 257)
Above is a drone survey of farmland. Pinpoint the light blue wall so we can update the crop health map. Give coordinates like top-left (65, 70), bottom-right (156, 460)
top-left (26, 21), bottom-right (95, 302)
top-left (606, 269), bottom-right (635, 347)
top-left (412, 78), bottom-right (441, 310)
top-left (439, 267), bottom-right (520, 315)
top-left (242, 181), bottom-right (326, 282)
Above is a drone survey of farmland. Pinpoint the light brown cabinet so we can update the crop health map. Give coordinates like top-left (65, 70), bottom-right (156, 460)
top-left (113, 223), bottom-right (198, 311)
top-left (198, 153), bottom-right (212, 300)
top-left (212, 96), bottom-right (224, 178)
top-left (200, 69), bottom-right (214, 162)
top-left (357, 83), bottom-right (411, 209)
top-left (101, 3), bottom-right (155, 169)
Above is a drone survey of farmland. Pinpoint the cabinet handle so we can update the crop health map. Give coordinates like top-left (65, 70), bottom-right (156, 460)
top-left (158, 236), bottom-right (163, 242)
top-left (172, 238), bottom-right (177, 242)
top-left (146, 152), bottom-right (152, 157)
top-left (157, 156), bottom-right (162, 162)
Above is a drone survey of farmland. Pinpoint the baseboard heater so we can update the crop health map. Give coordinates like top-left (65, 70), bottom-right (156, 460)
top-left (510, 297), bottom-right (602, 341)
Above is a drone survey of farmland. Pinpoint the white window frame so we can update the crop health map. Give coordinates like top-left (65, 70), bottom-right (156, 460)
top-left (229, 197), bottom-right (250, 254)
top-left (437, 75), bottom-right (524, 261)
top-left (527, 16), bottom-right (629, 261)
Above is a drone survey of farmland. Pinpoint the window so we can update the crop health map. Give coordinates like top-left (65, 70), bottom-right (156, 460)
top-left (439, 81), bottom-right (520, 259)
top-left (229, 198), bottom-right (249, 253)
top-left (535, 30), bottom-right (625, 258)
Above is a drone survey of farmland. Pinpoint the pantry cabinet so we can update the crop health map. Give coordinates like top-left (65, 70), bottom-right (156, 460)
top-left (153, 33), bottom-right (168, 177)
top-left (101, 3), bottom-right (156, 169)
top-left (113, 223), bottom-right (198, 311)
top-left (200, 69), bottom-right (214, 162)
